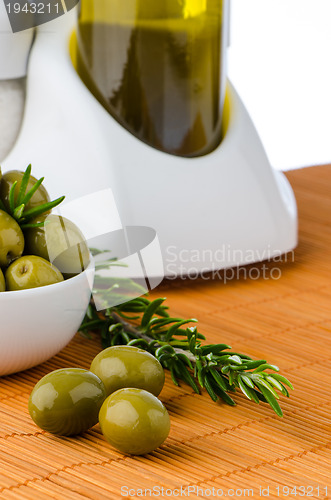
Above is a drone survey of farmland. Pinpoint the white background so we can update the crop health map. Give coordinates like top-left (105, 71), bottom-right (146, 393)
top-left (228, 0), bottom-right (331, 170)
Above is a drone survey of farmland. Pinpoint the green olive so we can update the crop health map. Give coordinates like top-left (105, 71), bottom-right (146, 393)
top-left (90, 346), bottom-right (165, 397)
top-left (0, 268), bottom-right (5, 291)
top-left (29, 368), bottom-right (107, 436)
top-left (5, 255), bottom-right (64, 291)
top-left (24, 214), bottom-right (90, 278)
top-left (0, 169), bottom-right (50, 212)
top-left (99, 388), bottom-right (170, 455)
top-left (0, 209), bottom-right (24, 267)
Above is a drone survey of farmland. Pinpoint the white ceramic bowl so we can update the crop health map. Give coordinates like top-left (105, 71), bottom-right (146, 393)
top-left (0, 262), bottom-right (94, 376)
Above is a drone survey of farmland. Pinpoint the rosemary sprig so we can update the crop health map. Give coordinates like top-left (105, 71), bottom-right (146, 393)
top-left (80, 296), bottom-right (293, 417)
top-left (4, 164), bottom-right (65, 227)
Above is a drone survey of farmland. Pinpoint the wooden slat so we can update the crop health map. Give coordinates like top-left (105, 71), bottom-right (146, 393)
top-left (0, 166), bottom-right (330, 499)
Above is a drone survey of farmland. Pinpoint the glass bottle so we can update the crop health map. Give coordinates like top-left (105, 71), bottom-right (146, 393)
top-left (76, 0), bottom-right (227, 157)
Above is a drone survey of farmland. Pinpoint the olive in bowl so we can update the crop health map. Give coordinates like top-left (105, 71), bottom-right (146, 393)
top-left (99, 388), bottom-right (171, 455)
top-left (0, 259), bottom-right (94, 376)
top-left (90, 345), bottom-right (165, 397)
top-left (0, 268), bottom-right (5, 292)
top-left (24, 214), bottom-right (90, 279)
top-left (5, 255), bottom-right (64, 291)
top-left (0, 209), bottom-right (24, 267)
top-left (29, 368), bottom-right (106, 436)
top-left (0, 169), bottom-right (50, 213)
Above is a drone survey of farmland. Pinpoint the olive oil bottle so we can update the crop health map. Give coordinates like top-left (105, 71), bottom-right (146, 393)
top-left (77, 0), bottom-right (227, 157)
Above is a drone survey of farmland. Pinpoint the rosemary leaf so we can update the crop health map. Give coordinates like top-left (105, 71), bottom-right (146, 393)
top-left (13, 204), bottom-right (25, 220)
top-left (8, 181), bottom-right (17, 214)
top-left (20, 196), bottom-right (65, 221)
top-left (141, 298), bottom-right (167, 328)
top-left (165, 319), bottom-right (197, 342)
top-left (253, 363), bottom-right (279, 373)
top-left (266, 375), bottom-right (285, 393)
top-left (255, 383), bottom-right (283, 417)
top-left (16, 164), bottom-right (31, 206)
top-left (209, 367), bottom-right (229, 392)
top-left (210, 380), bottom-right (236, 406)
top-left (200, 344), bottom-right (232, 355)
top-left (204, 376), bottom-right (218, 402)
top-left (272, 374), bottom-right (294, 390)
top-left (240, 374), bottom-right (255, 389)
top-left (21, 176), bottom-right (44, 206)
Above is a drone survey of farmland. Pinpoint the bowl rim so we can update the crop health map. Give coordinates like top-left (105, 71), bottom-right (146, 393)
top-left (0, 258), bottom-right (95, 299)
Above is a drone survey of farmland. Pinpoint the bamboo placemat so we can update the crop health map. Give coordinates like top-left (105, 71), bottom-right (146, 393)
top-left (0, 166), bottom-right (330, 499)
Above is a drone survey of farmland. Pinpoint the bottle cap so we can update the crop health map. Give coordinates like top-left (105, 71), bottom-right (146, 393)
top-left (0, 2), bottom-right (34, 79)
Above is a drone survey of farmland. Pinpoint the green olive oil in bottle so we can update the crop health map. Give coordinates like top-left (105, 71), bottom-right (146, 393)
top-left (76, 0), bottom-right (227, 157)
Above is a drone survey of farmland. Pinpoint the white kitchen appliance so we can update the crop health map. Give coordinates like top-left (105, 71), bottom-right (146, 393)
top-left (1, 5), bottom-right (297, 282)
